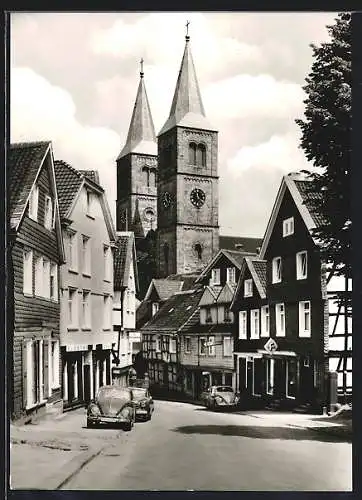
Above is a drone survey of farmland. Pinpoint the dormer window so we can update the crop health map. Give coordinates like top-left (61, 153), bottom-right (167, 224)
top-left (28, 183), bottom-right (39, 221)
top-left (283, 217), bottom-right (294, 237)
top-left (210, 268), bottom-right (220, 286)
top-left (152, 302), bottom-right (159, 316)
top-left (205, 307), bottom-right (212, 323)
top-left (272, 257), bottom-right (282, 284)
top-left (244, 279), bottom-right (253, 297)
top-left (224, 307), bottom-right (231, 323)
top-left (226, 267), bottom-right (236, 284)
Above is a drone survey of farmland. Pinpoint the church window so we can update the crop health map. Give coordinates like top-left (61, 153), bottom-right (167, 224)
top-left (142, 166), bottom-right (150, 187)
top-left (197, 144), bottom-right (206, 167)
top-left (194, 243), bottom-right (203, 260)
top-left (189, 142), bottom-right (197, 164)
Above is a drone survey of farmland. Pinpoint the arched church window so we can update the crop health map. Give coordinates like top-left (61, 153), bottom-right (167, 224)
top-left (189, 142), bottom-right (197, 165)
top-left (194, 243), bottom-right (203, 260)
top-left (142, 166), bottom-right (150, 187)
top-left (163, 243), bottom-right (170, 274)
top-left (197, 143), bottom-right (206, 167)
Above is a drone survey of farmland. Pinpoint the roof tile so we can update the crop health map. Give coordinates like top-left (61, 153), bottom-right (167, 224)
top-left (54, 160), bottom-right (83, 218)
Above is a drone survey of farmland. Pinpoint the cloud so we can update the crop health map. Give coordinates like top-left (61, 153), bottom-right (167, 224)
top-left (11, 67), bottom-right (120, 220)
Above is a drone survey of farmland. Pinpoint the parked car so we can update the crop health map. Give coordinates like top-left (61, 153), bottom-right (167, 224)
top-left (201, 385), bottom-right (240, 411)
top-left (87, 385), bottom-right (135, 430)
top-left (130, 387), bottom-right (154, 421)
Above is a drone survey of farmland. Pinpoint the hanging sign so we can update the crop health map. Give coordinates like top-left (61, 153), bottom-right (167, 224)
top-left (263, 338), bottom-right (278, 354)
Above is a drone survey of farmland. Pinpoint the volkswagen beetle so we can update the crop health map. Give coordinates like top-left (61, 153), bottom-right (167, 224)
top-left (201, 385), bottom-right (240, 411)
top-left (87, 385), bottom-right (135, 430)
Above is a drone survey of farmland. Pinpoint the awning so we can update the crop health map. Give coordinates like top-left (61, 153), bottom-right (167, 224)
top-left (257, 350), bottom-right (297, 358)
top-left (235, 352), bottom-right (263, 359)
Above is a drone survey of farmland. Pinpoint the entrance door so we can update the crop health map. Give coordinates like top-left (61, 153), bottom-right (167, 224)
top-left (274, 359), bottom-right (286, 399)
top-left (246, 360), bottom-right (253, 396)
top-left (300, 359), bottom-right (314, 403)
top-left (238, 358), bottom-right (246, 393)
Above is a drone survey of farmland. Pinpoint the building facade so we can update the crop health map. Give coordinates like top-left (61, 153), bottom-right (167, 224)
top-left (55, 161), bottom-right (117, 408)
top-left (156, 33), bottom-right (219, 277)
top-left (8, 142), bottom-right (65, 421)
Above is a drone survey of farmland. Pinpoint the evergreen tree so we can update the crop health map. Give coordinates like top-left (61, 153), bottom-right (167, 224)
top-left (296, 12), bottom-right (351, 278)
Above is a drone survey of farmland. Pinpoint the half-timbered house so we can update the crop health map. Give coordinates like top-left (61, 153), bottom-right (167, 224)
top-left (8, 142), bottom-right (65, 421)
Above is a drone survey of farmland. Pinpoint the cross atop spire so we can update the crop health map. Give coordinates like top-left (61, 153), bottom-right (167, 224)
top-left (185, 20), bottom-right (190, 41)
top-left (140, 58), bottom-right (144, 78)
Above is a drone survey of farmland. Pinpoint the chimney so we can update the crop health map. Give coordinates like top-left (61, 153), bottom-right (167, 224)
top-left (235, 243), bottom-right (244, 250)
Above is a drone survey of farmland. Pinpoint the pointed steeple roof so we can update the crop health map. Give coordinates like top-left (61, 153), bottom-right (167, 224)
top-left (118, 61), bottom-right (157, 160)
top-left (159, 31), bottom-right (215, 136)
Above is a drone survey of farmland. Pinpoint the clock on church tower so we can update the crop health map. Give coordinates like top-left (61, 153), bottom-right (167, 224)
top-left (156, 28), bottom-right (219, 277)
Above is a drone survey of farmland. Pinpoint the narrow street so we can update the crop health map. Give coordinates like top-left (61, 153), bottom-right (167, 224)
top-left (61, 400), bottom-right (352, 491)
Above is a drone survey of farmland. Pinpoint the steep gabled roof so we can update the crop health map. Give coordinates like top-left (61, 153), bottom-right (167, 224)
top-left (230, 257), bottom-right (267, 310)
top-left (114, 231), bottom-right (139, 293)
top-left (166, 273), bottom-right (200, 291)
top-left (199, 285), bottom-right (220, 306)
top-left (141, 287), bottom-right (203, 332)
top-left (8, 141), bottom-right (66, 262)
top-left (118, 70), bottom-right (157, 159)
top-left (196, 248), bottom-right (257, 283)
top-left (260, 172), bottom-right (323, 258)
top-left (217, 282), bottom-right (237, 304)
top-left (219, 235), bottom-right (263, 253)
top-left (54, 160), bottom-right (116, 242)
top-left (158, 35), bottom-right (215, 136)
top-left (144, 279), bottom-right (184, 301)
top-left (8, 141), bottom-right (51, 229)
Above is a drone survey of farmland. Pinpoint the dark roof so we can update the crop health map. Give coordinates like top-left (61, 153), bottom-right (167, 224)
top-left (294, 180), bottom-right (325, 228)
top-left (8, 141), bottom-right (50, 229)
top-left (141, 288), bottom-right (203, 332)
top-left (223, 249), bottom-right (257, 268)
top-left (54, 160), bottom-right (83, 218)
top-left (166, 273), bottom-right (200, 291)
top-left (114, 234), bottom-right (131, 289)
top-left (219, 235), bottom-right (263, 253)
top-left (251, 259), bottom-right (267, 296)
top-left (152, 279), bottom-right (183, 301)
top-left (79, 170), bottom-right (100, 185)
top-left (136, 300), bottom-right (150, 329)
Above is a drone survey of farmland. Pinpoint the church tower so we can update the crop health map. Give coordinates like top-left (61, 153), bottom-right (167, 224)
top-left (116, 61), bottom-right (158, 237)
top-left (156, 26), bottom-right (219, 277)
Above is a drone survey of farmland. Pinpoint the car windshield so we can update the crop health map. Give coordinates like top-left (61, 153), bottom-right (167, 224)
top-left (97, 386), bottom-right (130, 401)
top-left (216, 386), bottom-right (234, 393)
top-left (132, 388), bottom-right (147, 400)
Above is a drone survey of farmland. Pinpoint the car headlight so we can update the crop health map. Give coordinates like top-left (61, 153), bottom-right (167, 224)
top-left (140, 401), bottom-right (147, 408)
top-left (88, 403), bottom-right (101, 416)
top-left (117, 406), bottom-right (131, 418)
top-left (215, 396), bottom-right (223, 404)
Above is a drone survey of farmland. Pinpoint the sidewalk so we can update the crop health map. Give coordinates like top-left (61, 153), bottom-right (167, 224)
top-left (9, 408), bottom-right (124, 490)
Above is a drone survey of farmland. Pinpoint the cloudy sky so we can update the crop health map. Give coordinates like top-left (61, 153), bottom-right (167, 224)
top-left (10, 11), bottom-right (336, 238)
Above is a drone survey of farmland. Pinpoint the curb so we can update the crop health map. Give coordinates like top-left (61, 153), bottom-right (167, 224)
top-left (35, 445), bottom-right (105, 490)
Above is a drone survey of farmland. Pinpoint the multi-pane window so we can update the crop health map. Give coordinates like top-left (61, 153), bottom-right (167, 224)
top-left (205, 307), bottom-right (212, 323)
top-left (103, 295), bottom-right (112, 330)
top-left (275, 303), bottom-right (285, 337)
top-left (82, 291), bottom-right (91, 328)
top-left (82, 236), bottom-right (91, 275)
top-left (155, 336), bottom-right (161, 352)
top-left (296, 251), bottom-right (308, 280)
top-left (152, 302), bottom-right (159, 316)
top-left (299, 301), bottom-right (311, 337)
top-left (244, 279), bottom-right (253, 297)
top-left (283, 217), bottom-right (294, 237)
top-left (261, 305), bottom-right (270, 337)
top-left (68, 289), bottom-right (78, 328)
top-left (239, 311), bottom-right (247, 339)
top-left (226, 267), bottom-right (236, 283)
top-left (200, 337), bottom-right (207, 355)
top-left (250, 309), bottom-right (260, 339)
top-left (272, 257), bottom-right (282, 283)
top-left (50, 264), bottom-right (58, 301)
top-left (169, 338), bottom-right (177, 354)
top-left (223, 336), bottom-right (233, 357)
top-left (44, 195), bottom-right (53, 230)
top-left (23, 249), bottom-right (33, 295)
top-left (103, 245), bottom-right (112, 281)
top-left (207, 336), bottom-right (215, 356)
top-left (35, 256), bottom-right (43, 296)
top-left (68, 231), bottom-right (78, 271)
top-left (50, 340), bottom-right (60, 389)
top-left (210, 268), bottom-right (220, 285)
top-left (185, 337), bottom-right (191, 353)
top-left (28, 184), bottom-right (39, 221)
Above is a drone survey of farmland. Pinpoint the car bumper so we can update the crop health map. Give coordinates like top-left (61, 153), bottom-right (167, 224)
top-left (135, 409), bottom-right (149, 418)
top-left (88, 415), bottom-right (130, 424)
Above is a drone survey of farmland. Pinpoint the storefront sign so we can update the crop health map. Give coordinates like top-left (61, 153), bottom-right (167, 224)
top-left (66, 344), bottom-right (88, 352)
top-left (263, 338), bottom-right (278, 354)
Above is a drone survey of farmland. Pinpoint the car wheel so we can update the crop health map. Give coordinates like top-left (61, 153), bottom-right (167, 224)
top-left (123, 421), bottom-right (132, 431)
top-left (87, 420), bottom-right (94, 429)
top-left (147, 411), bottom-right (152, 421)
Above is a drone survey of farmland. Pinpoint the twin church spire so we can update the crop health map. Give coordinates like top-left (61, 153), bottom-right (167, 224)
top-left (119, 22), bottom-right (214, 160)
